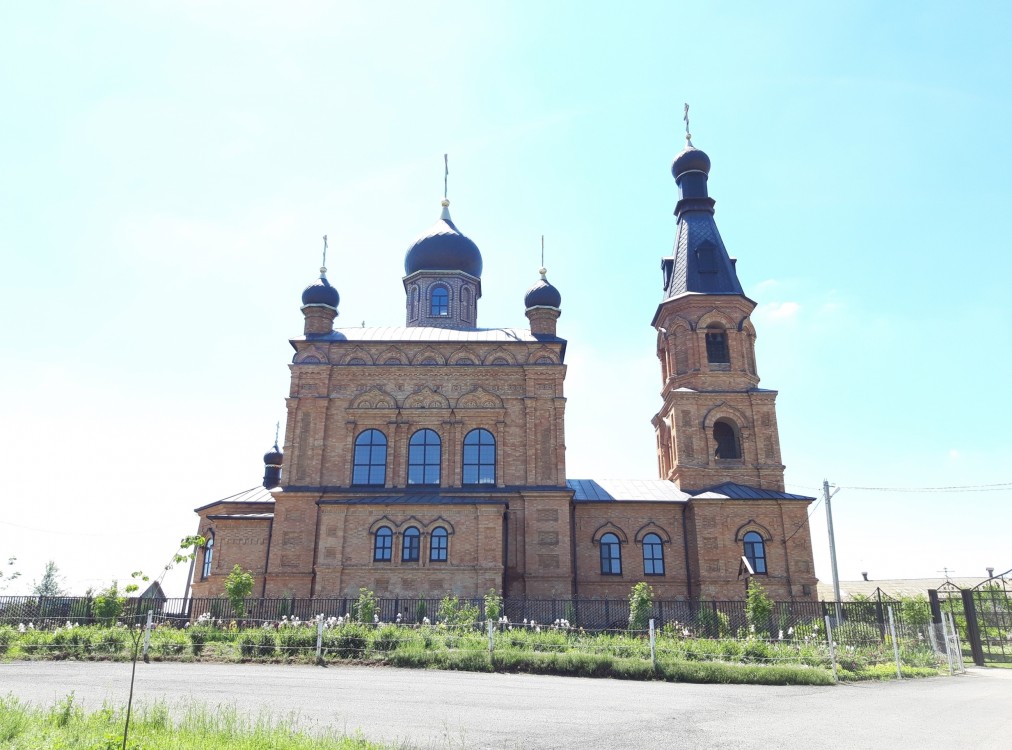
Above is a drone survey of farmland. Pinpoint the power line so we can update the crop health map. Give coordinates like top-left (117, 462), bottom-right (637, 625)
top-left (844, 482), bottom-right (1012, 493)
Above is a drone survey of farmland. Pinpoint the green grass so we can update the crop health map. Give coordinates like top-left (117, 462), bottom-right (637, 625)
top-left (0, 693), bottom-right (395, 749)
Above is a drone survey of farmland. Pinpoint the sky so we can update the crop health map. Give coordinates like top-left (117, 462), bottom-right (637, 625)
top-left (1, 1), bottom-right (1010, 598)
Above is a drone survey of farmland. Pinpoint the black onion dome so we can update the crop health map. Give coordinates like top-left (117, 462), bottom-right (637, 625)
top-left (404, 201), bottom-right (483, 278)
top-left (524, 269), bottom-right (562, 309)
top-left (301, 272), bottom-right (339, 309)
top-left (263, 444), bottom-right (283, 466)
top-left (671, 146), bottom-right (711, 180)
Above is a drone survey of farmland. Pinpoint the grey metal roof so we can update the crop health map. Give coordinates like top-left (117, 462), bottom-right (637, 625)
top-left (207, 513), bottom-right (275, 520)
top-left (193, 486), bottom-right (275, 513)
top-left (320, 494), bottom-right (509, 506)
top-left (301, 326), bottom-right (564, 344)
top-left (663, 212), bottom-right (745, 300)
top-left (687, 482), bottom-right (814, 501)
top-left (568, 479), bottom-right (690, 503)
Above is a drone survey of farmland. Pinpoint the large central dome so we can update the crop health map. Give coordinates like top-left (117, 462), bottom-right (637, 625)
top-left (404, 200), bottom-right (483, 278)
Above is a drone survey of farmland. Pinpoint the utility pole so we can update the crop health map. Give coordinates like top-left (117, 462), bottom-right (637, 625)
top-left (824, 479), bottom-right (843, 624)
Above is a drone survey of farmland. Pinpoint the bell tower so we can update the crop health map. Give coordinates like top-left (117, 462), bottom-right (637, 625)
top-left (651, 137), bottom-right (786, 492)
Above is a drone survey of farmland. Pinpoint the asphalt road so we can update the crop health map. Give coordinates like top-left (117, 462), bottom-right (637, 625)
top-left (1, 661), bottom-right (1009, 749)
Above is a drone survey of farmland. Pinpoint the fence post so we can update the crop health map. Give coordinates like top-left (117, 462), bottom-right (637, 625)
top-left (947, 612), bottom-right (966, 673)
top-left (316, 617), bottom-right (324, 662)
top-left (887, 605), bottom-right (902, 680)
top-left (142, 610), bottom-right (153, 659)
top-left (940, 610), bottom-right (955, 675)
top-left (959, 589), bottom-right (985, 667)
top-left (824, 615), bottom-right (838, 683)
top-left (488, 618), bottom-right (494, 658)
top-left (649, 619), bottom-right (656, 669)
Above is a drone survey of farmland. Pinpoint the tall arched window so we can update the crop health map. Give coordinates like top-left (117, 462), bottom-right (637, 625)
top-left (353, 429), bottom-right (388, 485)
top-left (430, 286), bottom-right (449, 317)
top-left (600, 533), bottom-right (622, 575)
top-left (642, 533), bottom-right (664, 576)
top-left (201, 533), bottom-right (214, 579)
top-left (705, 324), bottom-right (730, 364)
top-left (713, 420), bottom-right (741, 459)
top-left (374, 526), bottom-right (393, 562)
top-left (402, 526), bottom-right (421, 562)
top-left (430, 526), bottom-right (448, 562)
top-left (408, 429), bottom-right (441, 485)
top-left (743, 531), bottom-right (767, 574)
top-left (462, 429), bottom-right (496, 485)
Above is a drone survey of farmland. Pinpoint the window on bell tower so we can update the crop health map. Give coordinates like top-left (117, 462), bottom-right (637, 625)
top-left (705, 324), bottom-right (730, 365)
top-left (430, 286), bottom-right (449, 317)
top-left (713, 420), bottom-right (741, 460)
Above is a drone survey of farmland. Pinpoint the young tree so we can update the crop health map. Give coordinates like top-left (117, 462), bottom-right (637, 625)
top-left (0, 557), bottom-right (20, 591)
top-left (224, 565), bottom-right (254, 618)
top-left (628, 581), bottom-right (655, 631)
top-left (745, 578), bottom-right (774, 636)
top-left (32, 560), bottom-right (67, 597)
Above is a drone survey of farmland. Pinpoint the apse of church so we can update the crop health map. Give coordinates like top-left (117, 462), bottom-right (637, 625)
top-left (191, 136), bottom-right (819, 603)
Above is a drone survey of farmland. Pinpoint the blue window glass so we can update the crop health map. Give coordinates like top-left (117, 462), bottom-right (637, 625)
top-left (353, 429), bottom-right (387, 485)
top-left (402, 526), bottom-right (420, 562)
top-left (201, 534), bottom-right (214, 579)
top-left (600, 533), bottom-right (621, 575)
top-left (431, 287), bottom-right (449, 316)
top-left (374, 526), bottom-right (392, 562)
top-left (430, 526), bottom-right (448, 562)
top-left (462, 429), bottom-right (496, 485)
top-left (643, 533), bottom-right (664, 576)
top-left (744, 531), bottom-right (767, 574)
top-left (408, 429), bottom-right (441, 485)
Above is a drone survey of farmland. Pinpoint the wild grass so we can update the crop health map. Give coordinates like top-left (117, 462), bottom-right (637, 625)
top-left (0, 693), bottom-right (394, 749)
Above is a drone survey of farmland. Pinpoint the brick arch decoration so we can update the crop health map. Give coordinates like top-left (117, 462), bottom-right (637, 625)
top-left (338, 347), bottom-right (375, 365)
top-left (376, 346), bottom-right (409, 365)
top-left (423, 516), bottom-right (456, 535)
top-left (483, 348), bottom-right (517, 365)
top-left (403, 386), bottom-right (450, 409)
top-left (448, 347), bottom-right (479, 366)
top-left (368, 516), bottom-right (399, 534)
top-left (696, 309), bottom-right (737, 330)
top-left (454, 387), bottom-right (503, 410)
top-left (526, 347), bottom-right (558, 365)
top-left (411, 348), bottom-right (447, 366)
top-left (734, 519), bottom-right (773, 542)
top-left (633, 522), bottom-right (672, 545)
top-left (395, 516), bottom-right (426, 535)
top-left (293, 346), bottom-right (329, 364)
top-left (591, 521), bottom-right (628, 545)
top-left (350, 387), bottom-right (397, 410)
top-left (701, 402), bottom-right (752, 431)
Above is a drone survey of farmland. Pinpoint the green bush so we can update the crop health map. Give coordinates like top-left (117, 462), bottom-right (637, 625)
top-left (628, 582), bottom-right (654, 631)
top-left (92, 582), bottom-right (125, 625)
top-left (323, 624), bottom-right (368, 659)
top-left (0, 625), bottom-right (15, 655)
top-left (150, 627), bottom-right (188, 657)
top-left (437, 595), bottom-right (479, 628)
top-left (370, 624), bottom-right (402, 653)
top-left (695, 607), bottom-right (730, 638)
top-left (93, 627), bottom-right (127, 655)
top-left (277, 626), bottom-right (316, 657)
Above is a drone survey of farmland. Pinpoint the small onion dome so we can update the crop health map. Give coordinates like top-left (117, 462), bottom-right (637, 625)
top-left (404, 200), bottom-right (483, 278)
top-left (524, 268), bottom-right (562, 309)
top-left (301, 269), bottom-right (339, 309)
top-left (263, 444), bottom-right (283, 466)
top-left (671, 146), bottom-right (711, 180)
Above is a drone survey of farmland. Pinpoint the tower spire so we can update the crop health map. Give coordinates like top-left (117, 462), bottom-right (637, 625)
top-left (683, 103), bottom-right (693, 147)
top-left (321, 235), bottom-right (328, 275)
top-left (443, 153), bottom-right (449, 201)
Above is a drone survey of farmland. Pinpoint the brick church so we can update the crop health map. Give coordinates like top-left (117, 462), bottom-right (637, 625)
top-left (190, 138), bottom-right (819, 603)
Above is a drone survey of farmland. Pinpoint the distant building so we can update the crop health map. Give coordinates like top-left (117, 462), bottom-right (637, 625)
top-left (191, 138), bottom-right (818, 602)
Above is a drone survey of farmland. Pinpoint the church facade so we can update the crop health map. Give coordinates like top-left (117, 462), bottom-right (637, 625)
top-left (190, 140), bottom-right (819, 603)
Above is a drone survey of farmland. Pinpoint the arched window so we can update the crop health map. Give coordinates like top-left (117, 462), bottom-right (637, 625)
top-left (743, 531), bottom-right (767, 574)
top-left (408, 429), bottom-right (441, 485)
top-left (462, 429), bottom-right (496, 485)
top-left (642, 533), bottom-right (664, 576)
top-left (430, 526), bottom-right (448, 562)
top-left (374, 526), bottom-right (393, 562)
top-left (402, 526), bottom-right (420, 562)
top-left (201, 533), bottom-right (214, 579)
top-left (705, 324), bottom-right (730, 364)
top-left (430, 286), bottom-right (449, 317)
top-left (713, 420), bottom-right (741, 459)
top-left (600, 533), bottom-right (622, 575)
top-left (353, 430), bottom-right (387, 485)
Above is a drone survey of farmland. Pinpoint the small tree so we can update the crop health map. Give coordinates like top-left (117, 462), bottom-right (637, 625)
top-left (628, 582), bottom-right (654, 631)
top-left (745, 578), bottom-right (774, 636)
top-left (93, 580), bottom-right (127, 625)
top-left (0, 557), bottom-right (20, 591)
top-left (356, 587), bottom-right (378, 623)
top-left (224, 565), bottom-right (254, 619)
top-left (32, 560), bottom-right (67, 598)
top-left (483, 588), bottom-right (503, 623)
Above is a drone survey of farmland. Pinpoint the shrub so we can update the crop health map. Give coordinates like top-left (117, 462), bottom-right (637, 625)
top-left (356, 588), bottom-right (377, 624)
top-left (483, 589), bottom-right (503, 622)
top-left (224, 566), bottom-right (254, 619)
top-left (323, 624), bottom-right (368, 659)
top-left (628, 582), bottom-right (654, 631)
top-left (437, 595), bottom-right (479, 628)
top-left (277, 627), bottom-right (316, 657)
top-left (0, 625), bottom-right (15, 655)
top-left (93, 627), bottom-right (127, 655)
top-left (695, 607), bottom-right (731, 638)
top-left (371, 624), bottom-right (402, 653)
top-left (150, 627), bottom-right (188, 657)
top-left (745, 579), bottom-right (774, 636)
top-left (92, 581), bottom-right (125, 625)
